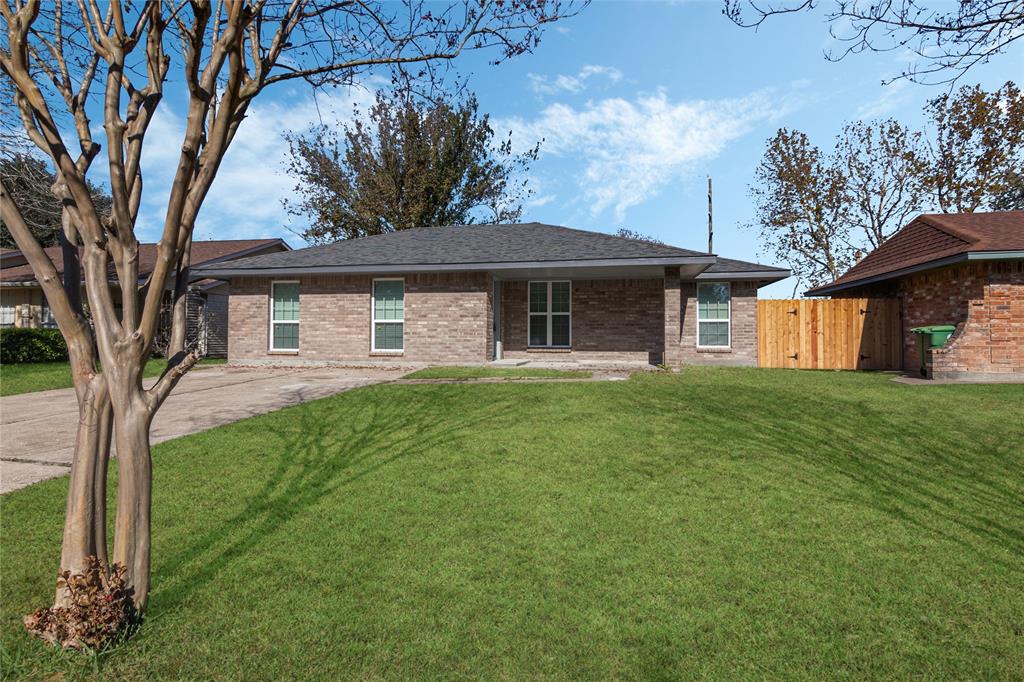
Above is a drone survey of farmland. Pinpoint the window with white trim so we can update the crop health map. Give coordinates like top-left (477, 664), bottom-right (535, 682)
top-left (270, 281), bottom-right (300, 351)
top-left (697, 282), bottom-right (730, 348)
top-left (528, 281), bottom-right (571, 348)
top-left (0, 303), bottom-right (15, 328)
top-left (372, 279), bottom-right (404, 352)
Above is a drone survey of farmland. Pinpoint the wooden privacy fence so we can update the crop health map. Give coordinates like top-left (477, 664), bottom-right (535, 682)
top-left (757, 298), bottom-right (902, 370)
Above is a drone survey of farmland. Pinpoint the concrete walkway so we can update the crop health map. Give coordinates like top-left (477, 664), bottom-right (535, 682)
top-left (0, 366), bottom-right (405, 494)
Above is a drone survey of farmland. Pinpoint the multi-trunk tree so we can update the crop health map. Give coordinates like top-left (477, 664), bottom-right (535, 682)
top-left (0, 0), bottom-right (578, 648)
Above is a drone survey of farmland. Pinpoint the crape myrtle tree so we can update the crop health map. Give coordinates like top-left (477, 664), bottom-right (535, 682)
top-left (723, 0), bottom-right (1024, 85)
top-left (0, 0), bottom-right (579, 647)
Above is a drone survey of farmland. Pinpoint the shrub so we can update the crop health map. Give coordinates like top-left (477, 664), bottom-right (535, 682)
top-left (0, 327), bottom-right (68, 364)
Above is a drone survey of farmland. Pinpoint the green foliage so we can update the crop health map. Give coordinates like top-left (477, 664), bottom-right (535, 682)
top-left (0, 328), bottom-right (68, 364)
top-left (282, 89), bottom-right (540, 244)
top-left (2, 368), bottom-right (1022, 678)
top-left (0, 154), bottom-right (112, 250)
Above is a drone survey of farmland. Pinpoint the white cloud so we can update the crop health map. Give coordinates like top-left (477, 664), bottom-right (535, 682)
top-left (500, 88), bottom-right (797, 220)
top-left (527, 64), bottom-right (623, 95)
top-left (132, 86), bottom-right (377, 244)
top-left (855, 79), bottom-right (911, 119)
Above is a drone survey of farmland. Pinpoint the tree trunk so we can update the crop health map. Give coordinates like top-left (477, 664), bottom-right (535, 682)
top-left (110, 395), bottom-right (155, 612)
top-left (55, 380), bottom-right (113, 606)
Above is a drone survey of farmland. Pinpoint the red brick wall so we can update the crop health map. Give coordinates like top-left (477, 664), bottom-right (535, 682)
top-left (678, 280), bottom-right (760, 366)
top-left (500, 278), bottom-right (665, 362)
top-left (835, 260), bottom-right (1024, 378)
top-left (228, 272), bottom-right (491, 364)
top-left (925, 263), bottom-right (1024, 378)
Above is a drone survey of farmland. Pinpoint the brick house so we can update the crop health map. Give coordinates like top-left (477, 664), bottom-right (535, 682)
top-left (807, 211), bottom-right (1024, 380)
top-left (0, 239), bottom-right (289, 357)
top-left (195, 223), bottom-right (789, 367)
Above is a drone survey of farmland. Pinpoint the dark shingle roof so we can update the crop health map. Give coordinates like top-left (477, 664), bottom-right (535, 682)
top-left (1, 239), bottom-right (288, 284)
top-left (703, 256), bottom-right (789, 274)
top-left (807, 211), bottom-right (1024, 295)
top-left (196, 223), bottom-right (711, 272)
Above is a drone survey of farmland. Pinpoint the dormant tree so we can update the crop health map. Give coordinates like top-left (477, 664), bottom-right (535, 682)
top-left (926, 82), bottom-right (1024, 213)
top-left (750, 82), bottom-right (1024, 292)
top-left (283, 88), bottom-right (539, 244)
top-left (836, 119), bottom-right (928, 250)
top-left (749, 128), bottom-right (851, 289)
top-left (0, 0), bottom-right (577, 647)
top-left (724, 0), bottom-right (1024, 84)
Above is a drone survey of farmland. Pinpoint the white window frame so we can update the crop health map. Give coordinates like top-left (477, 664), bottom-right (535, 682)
top-left (269, 280), bottom-right (300, 352)
top-left (527, 280), bottom-right (572, 348)
top-left (696, 281), bottom-right (731, 349)
top-left (371, 277), bottom-right (405, 353)
top-left (0, 302), bottom-right (15, 328)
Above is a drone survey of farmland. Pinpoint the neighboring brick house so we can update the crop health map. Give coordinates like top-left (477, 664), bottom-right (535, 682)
top-left (807, 211), bottom-right (1024, 380)
top-left (195, 223), bottom-right (789, 367)
top-left (0, 239), bottom-right (289, 358)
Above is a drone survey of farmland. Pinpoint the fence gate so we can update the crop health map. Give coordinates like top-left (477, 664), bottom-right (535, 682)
top-left (757, 298), bottom-right (902, 370)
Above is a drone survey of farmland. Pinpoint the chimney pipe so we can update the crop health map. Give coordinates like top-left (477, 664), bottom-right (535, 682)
top-left (707, 176), bottom-right (713, 254)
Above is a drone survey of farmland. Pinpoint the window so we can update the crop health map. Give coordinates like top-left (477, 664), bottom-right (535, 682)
top-left (0, 303), bottom-right (14, 328)
top-left (270, 281), bottom-right (300, 351)
top-left (528, 281), bottom-right (571, 348)
top-left (697, 282), bottom-right (730, 348)
top-left (39, 298), bottom-right (57, 328)
top-left (372, 279), bottom-right (404, 352)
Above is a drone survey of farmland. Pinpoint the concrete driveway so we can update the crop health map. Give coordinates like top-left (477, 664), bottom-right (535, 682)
top-left (0, 366), bottom-right (406, 494)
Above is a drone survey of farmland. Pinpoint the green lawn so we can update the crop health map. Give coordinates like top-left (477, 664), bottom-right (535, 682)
top-left (403, 366), bottom-right (592, 380)
top-left (0, 359), bottom-right (226, 397)
top-left (1, 368), bottom-right (1022, 679)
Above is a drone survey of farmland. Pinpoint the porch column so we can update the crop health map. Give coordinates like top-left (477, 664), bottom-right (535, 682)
top-left (664, 267), bottom-right (682, 366)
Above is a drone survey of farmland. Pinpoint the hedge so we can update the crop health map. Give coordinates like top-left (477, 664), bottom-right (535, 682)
top-left (0, 327), bottom-right (69, 364)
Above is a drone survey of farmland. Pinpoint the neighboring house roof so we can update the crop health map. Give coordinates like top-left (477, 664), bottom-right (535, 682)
top-left (807, 211), bottom-right (1024, 296)
top-left (0, 238), bottom-right (290, 286)
top-left (700, 256), bottom-right (791, 280)
top-left (195, 223), bottom-right (788, 281)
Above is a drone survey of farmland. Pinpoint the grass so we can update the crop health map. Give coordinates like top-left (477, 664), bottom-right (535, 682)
top-left (1, 367), bottom-right (1022, 679)
top-left (403, 365), bottom-right (592, 380)
top-left (0, 359), bottom-right (226, 397)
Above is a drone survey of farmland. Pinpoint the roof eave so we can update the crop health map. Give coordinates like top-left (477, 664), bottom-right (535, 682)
top-left (195, 255), bottom-right (718, 278)
top-left (806, 248), bottom-right (1024, 296)
top-left (696, 269), bottom-right (790, 283)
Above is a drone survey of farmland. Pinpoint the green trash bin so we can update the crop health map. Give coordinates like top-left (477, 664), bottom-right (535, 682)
top-left (910, 325), bottom-right (957, 376)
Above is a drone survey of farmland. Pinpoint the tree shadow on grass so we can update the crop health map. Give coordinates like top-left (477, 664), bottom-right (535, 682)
top-left (644, 376), bottom-right (1024, 572)
top-left (149, 383), bottom-right (510, 616)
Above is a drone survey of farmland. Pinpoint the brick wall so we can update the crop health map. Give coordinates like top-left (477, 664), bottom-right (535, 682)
top-left (500, 278), bottom-right (666, 362)
top-left (228, 271), bottom-right (764, 367)
top-left (835, 260), bottom-right (1024, 378)
top-left (228, 272), bottom-right (491, 364)
top-left (920, 262), bottom-right (1024, 379)
top-left (678, 280), bottom-right (760, 367)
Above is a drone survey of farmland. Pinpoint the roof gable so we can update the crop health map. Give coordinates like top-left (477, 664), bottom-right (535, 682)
top-left (808, 211), bottom-right (1024, 294)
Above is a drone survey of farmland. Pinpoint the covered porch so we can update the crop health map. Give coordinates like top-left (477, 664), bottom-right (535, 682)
top-left (489, 262), bottom-right (706, 367)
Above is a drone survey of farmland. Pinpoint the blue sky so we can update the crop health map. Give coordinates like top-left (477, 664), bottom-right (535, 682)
top-left (134, 0), bottom-right (1023, 297)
